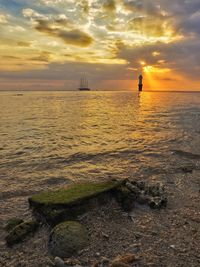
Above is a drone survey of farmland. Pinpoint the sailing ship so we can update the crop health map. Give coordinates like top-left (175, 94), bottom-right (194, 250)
top-left (78, 76), bottom-right (90, 91)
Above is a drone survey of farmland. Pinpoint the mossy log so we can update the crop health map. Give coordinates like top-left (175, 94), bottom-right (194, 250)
top-left (29, 180), bottom-right (125, 225)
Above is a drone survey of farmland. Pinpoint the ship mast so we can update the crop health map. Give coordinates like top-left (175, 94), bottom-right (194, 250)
top-left (79, 73), bottom-right (90, 90)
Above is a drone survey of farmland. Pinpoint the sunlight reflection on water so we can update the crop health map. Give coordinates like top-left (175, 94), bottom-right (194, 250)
top-left (0, 91), bottom-right (200, 198)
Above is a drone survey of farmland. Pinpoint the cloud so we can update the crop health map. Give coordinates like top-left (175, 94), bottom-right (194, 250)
top-left (0, 13), bottom-right (9, 24)
top-left (30, 51), bottom-right (52, 62)
top-left (128, 17), bottom-right (167, 37)
top-left (103, 0), bottom-right (116, 13)
top-left (17, 41), bottom-right (31, 47)
top-left (22, 9), bottom-right (93, 47)
top-left (34, 19), bottom-right (93, 46)
top-left (1, 0), bottom-right (200, 90)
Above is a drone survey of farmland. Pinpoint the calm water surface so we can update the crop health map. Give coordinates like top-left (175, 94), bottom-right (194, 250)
top-left (1, 91), bottom-right (200, 200)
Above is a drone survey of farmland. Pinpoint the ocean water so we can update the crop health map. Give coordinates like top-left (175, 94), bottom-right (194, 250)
top-left (1, 91), bottom-right (200, 201)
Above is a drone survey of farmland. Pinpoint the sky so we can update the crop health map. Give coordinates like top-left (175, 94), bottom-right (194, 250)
top-left (0, 0), bottom-right (200, 91)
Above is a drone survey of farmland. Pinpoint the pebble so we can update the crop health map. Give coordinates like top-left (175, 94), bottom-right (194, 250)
top-left (78, 248), bottom-right (89, 255)
top-left (101, 232), bottom-right (109, 239)
top-left (96, 252), bottom-right (101, 257)
top-left (54, 257), bottom-right (66, 267)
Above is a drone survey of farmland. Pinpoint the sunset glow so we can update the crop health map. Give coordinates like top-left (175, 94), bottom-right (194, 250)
top-left (0, 0), bottom-right (200, 91)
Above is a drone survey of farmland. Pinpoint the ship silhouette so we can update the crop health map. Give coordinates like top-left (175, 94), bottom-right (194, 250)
top-left (78, 76), bottom-right (90, 91)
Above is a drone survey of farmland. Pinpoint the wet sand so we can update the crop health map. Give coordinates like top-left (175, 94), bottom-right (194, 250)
top-left (0, 170), bottom-right (200, 267)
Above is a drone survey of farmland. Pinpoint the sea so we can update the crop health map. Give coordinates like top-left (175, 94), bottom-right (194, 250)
top-left (1, 91), bottom-right (200, 216)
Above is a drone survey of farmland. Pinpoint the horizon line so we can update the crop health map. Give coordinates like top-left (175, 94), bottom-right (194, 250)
top-left (1, 89), bottom-right (200, 93)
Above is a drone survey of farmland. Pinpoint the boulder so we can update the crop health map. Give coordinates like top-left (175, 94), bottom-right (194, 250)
top-left (6, 220), bottom-right (39, 246)
top-left (49, 221), bottom-right (89, 258)
top-left (29, 180), bottom-right (125, 225)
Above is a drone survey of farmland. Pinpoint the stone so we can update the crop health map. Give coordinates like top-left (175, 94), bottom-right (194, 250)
top-left (125, 182), bottom-right (141, 197)
top-left (114, 186), bottom-right (136, 212)
top-left (64, 258), bottom-right (81, 266)
top-left (54, 257), bottom-right (66, 267)
top-left (113, 254), bottom-right (139, 264)
top-left (5, 220), bottom-right (39, 246)
top-left (29, 180), bottom-right (125, 225)
top-left (5, 218), bottom-right (24, 232)
top-left (133, 181), bottom-right (145, 190)
top-left (49, 221), bottom-right (89, 258)
top-left (145, 184), bottom-right (164, 197)
top-left (46, 258), bottom-right (55, 267)
top-left (148, 197), bottom-right (167, 209)
top-left (93, 257), bottom-right (110, 267)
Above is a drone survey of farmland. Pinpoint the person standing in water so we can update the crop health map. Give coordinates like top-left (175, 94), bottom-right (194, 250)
top-left (138, 74), bottom-right (143, 92)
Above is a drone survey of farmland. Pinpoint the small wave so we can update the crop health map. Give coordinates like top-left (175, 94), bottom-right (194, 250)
top-left (59, 148), bottom-right (143, 165)
top-left (172, 150), bottom-right (200, 160)
top-left (39, 177), bottom-right (70, 186)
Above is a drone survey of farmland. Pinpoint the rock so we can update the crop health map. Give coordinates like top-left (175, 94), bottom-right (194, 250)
top-left (93, 257), bottom-right (110, 267)
top-left (113, 254), bottom-right (139, 264)
top-left (46, 258), bottom-right (55, 267)
top-left (102, 232), bottom-right (109, 239)
top-left (5, 220), bottom-right (39, 246)
top-left (115, 186), bottom-right (136, 212)
top-left (145, 184), bottom-right (164, 197)
top-left (148, 197), bottom-right (167, 209)
top-left (64, 258), bottom-right (81, 266)
top-left (77, 248), bottom-right (89, 255)
top-left (29, 180), bottom-right (125, 225)
top-left (133, 181), bottom-right (145, 190)
top-left (5, 218), bottom-right (24, 232)
top-left (125, 182), bottom-right (141, 197)
top-left (49, 221), bottom-right (89, 258)
top-left (54, 257), bottom-right (66, 267)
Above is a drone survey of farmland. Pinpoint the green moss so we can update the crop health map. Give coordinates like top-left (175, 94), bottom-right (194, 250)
top-left (49, 221), bottom-right (89, 257)
top-left (29, 180), bottom-right (122, 207)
